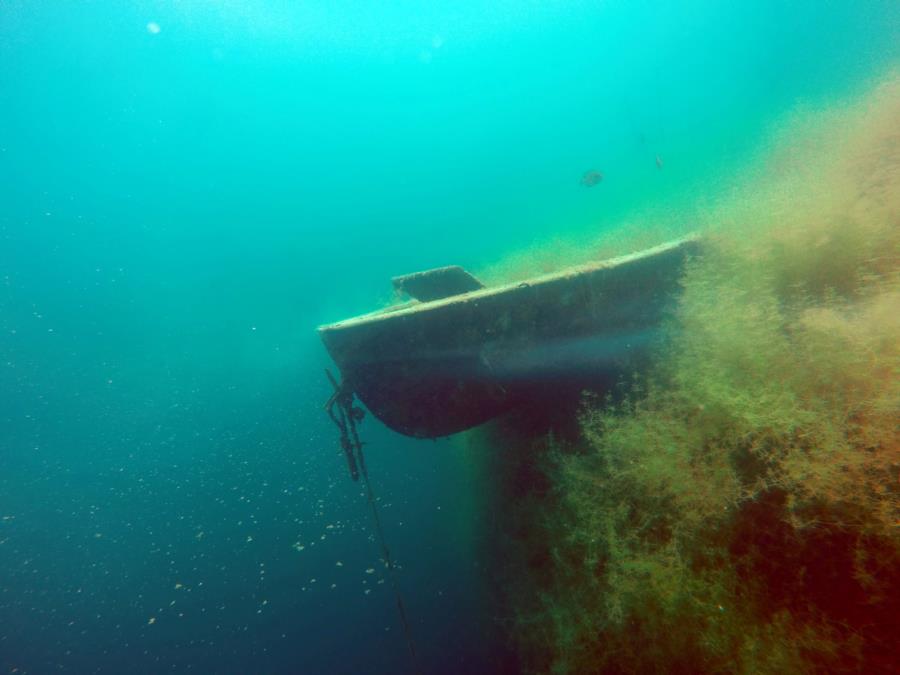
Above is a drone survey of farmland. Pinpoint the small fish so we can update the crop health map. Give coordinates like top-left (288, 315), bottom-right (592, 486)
top-left (655, 155), bottom-right (664, 170)
top-left (581, 170), bottom-right (603, 187)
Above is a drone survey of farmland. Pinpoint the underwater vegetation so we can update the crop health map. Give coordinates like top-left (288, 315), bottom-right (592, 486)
top-left (474, 74), bottom-right (899, 674)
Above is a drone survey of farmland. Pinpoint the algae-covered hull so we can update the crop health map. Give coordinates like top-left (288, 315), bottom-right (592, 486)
top-left (319, 236), bottom-right (701, 438)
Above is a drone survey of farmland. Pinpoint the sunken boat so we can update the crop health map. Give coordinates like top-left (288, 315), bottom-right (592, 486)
top-left (319, 236), bottom-right (701, 439)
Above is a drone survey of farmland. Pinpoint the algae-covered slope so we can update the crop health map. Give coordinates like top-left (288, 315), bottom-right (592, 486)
top-left (480, 75), bottom-right (899, 674)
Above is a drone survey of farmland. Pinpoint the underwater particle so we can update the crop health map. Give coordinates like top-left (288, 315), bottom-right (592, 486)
top-left (146, 22), bottom-right (161, 34)
top-left (365, 568), bottom-right (375, 575)
top-left (147, 616), bottom-right (156, 625)
top-left (364, 589), bottom-right (371, 595)
top-left (335, 561), bottom-right (343, 567)
top-left (581, 170), bottom-right (603, 187)
top-left (246, 535), bottom-right (253, 543)
top-left (331, 584), bottom-right (337, 589)
top-left (432, 35), bottom-right (444, 49)
top-left (655, 154), bottom-right (664, 170)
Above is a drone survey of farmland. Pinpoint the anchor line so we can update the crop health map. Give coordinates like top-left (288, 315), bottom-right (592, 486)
top-left (324, 370), bottom-right (422, 674)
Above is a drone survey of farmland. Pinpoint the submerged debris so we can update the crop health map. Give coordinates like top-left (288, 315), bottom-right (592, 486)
top-left (319, 237), bottom-right (700, 438)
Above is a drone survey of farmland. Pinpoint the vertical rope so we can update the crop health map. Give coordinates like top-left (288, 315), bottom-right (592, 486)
top-left (326, 371), bottom-right (422, 674)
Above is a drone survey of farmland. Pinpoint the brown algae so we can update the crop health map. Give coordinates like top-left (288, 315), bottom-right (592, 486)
top-left (474, 74), bottom-right (900, 674)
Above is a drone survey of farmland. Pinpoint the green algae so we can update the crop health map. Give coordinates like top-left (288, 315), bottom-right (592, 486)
top-left (476, 74), bottom-right (900, 674)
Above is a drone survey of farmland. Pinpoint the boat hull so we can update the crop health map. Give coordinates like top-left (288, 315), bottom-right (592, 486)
top-left (319, 237), bottom-right (700, 438)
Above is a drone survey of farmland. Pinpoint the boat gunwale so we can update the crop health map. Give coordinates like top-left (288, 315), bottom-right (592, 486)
top-left (317, 234), bottom-right (699, 333)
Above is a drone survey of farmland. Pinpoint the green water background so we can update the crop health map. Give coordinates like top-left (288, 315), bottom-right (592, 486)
top-left (1, 1), bottom-right (897, 673)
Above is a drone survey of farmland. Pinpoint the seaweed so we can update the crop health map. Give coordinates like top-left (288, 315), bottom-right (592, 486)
top-left (480, 74), bottom-right (900, 674)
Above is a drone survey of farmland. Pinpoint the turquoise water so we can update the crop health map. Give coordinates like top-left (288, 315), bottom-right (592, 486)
top-left (1, 2), bottom-right (897, 673)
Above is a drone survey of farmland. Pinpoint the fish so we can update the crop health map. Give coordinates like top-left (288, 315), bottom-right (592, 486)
top-left (581, 170), bottom-right (603, 187)
top-left (655, 155), bottom-right (664, 170)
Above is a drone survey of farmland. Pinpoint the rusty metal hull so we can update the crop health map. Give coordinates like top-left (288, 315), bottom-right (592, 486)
top-left (318, 237), bottom-right (700, 438)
